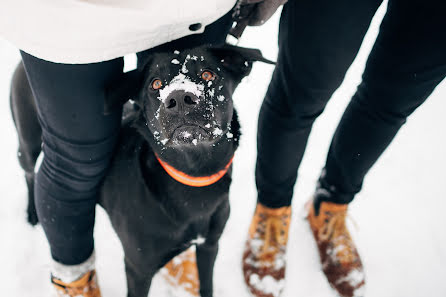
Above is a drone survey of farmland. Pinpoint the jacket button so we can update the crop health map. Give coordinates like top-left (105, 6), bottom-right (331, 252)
top-left (189, 23), bottom-right (202, 31)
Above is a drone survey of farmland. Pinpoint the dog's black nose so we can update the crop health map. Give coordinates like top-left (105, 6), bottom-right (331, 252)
top-left (164, 91), bottom-right (199, 113)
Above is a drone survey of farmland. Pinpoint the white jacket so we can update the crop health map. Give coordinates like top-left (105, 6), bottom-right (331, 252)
top-left (0, 0), bottom-right (237, 64)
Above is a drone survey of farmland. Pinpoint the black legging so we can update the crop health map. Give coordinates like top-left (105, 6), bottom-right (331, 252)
top-left (256, 0), bottom-right (446, 208)
top-left (20, 14), bottom-right (232, 265)
top-left (21, 53), bottom-right (124, 265)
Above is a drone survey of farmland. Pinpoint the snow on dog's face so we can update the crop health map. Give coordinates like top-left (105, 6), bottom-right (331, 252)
top-left (136, 44), bottom-right (274, 149)
top-left (105, 44), bottom-right (274, 149)
top-left (141, 48), bottom-right (234, 147)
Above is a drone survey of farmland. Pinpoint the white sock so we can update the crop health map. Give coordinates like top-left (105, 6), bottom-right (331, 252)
top-left (51, 251), bottom-right (96, 283)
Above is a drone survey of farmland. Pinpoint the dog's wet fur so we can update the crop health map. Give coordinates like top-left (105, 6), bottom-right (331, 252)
top-left (10, 44), bottom-right (274, 297)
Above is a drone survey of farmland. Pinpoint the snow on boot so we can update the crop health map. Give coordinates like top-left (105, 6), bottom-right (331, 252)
top-left (242, 203), bottom-right (291, 297)
top-left (160, 246), bottom-right (200, 297)
top-left (52, 270), bottom-right (101, 297)
top-left (51, 252), bottom-right (101, 297)
top-left (306, 199), bottom-right (365, 297)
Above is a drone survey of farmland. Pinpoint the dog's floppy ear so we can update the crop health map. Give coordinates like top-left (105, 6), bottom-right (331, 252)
top-left (209, 44), bottom-right (276, 79)
top-left (104, 69), bottom-right (142, 115)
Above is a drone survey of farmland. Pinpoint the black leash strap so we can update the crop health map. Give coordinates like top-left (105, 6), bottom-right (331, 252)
top-left (227, 0), bottom-right (256, 44)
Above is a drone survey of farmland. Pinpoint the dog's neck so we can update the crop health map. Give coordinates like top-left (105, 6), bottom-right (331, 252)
top-left (155, 153), bottom-right (233, 187)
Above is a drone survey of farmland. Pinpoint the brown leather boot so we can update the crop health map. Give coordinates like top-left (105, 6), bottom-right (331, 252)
top-left (160, 246), bottom-right (200, 297)
top-left (242, 203), bottom-right (291, 297)
top-left (52, 270), bottom-right (101, 297)
top-left (306, 199), bottom-right (365, 297)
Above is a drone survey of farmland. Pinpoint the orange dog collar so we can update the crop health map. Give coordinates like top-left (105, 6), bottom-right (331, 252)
top-left (155, 154), bottom-right (234, 187)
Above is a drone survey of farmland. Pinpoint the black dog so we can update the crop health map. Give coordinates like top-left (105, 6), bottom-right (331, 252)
top-left (11, 44), bottom-right (274, 297)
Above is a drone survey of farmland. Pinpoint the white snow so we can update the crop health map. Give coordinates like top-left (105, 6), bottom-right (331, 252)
top-left (190, 235), bottom-right (205, 245)
top-left (352, 285), bottom-right (366, 297)
top-left (2, 2), bottom-right (446, 297)
top-left (171, 59), bottom-right (180, 65)
top-left (249, 238), bottom-right (264, 254)
top-left (158, 73), bottom-right (204, 102)
top-left (332, 244), bottom-right (348, 257)
top-left (207, 88), bottom-right (215, 97)
top-left (52, 252), bottom-right (96, 283)
top-left (249, 274), bottom-right (285, 297)
top-left (335, 269), bottom-right (365, 287)
top-left (244, 236), bottom-right (286, 270)
top-left (180, 131), bottom-right (192, 139)
top-left (212, 128), bottom-right (223, 136)
top-left (181, 54), bottom-right (192, 74)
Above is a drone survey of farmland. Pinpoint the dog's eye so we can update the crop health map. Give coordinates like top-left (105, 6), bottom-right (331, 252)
top-left (151, 79), bottom-right (163, 90)
top-left (201, 71), bottom-right (215, 81)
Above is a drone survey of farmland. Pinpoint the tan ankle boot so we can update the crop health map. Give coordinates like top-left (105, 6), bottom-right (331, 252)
top-left (306, 199), bottom-right (365, 297)
top-left (161, 246), bottom-right (200, 297)
top-left (242, 203), bottom-right (291, 297)
top-left (52, 270), bottom-right (101, 297)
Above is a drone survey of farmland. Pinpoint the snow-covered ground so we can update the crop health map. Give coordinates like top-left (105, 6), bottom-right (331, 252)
top-left (1, 3), bottom-right (446, 297)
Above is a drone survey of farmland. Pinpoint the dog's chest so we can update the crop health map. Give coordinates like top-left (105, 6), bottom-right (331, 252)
top-left (99, 125), bottom-right (228, 248)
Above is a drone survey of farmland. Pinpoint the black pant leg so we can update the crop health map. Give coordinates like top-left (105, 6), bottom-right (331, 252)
top-left (18, 12), bottom-right (234, 265)
top-left (323, 0), bottom-right (446, 201)
top-left (20, 52), bottom-right (124, 265)
top-left (256, 0), bottom-right (383, 208)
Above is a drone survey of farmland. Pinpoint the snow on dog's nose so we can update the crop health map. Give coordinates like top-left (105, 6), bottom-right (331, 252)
top-left (158, 73), bottom-right (204, 104)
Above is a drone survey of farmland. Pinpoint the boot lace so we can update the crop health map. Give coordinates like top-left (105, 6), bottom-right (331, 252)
top-left (318, 210), bottom-right (358, 264)
top-left (258, 214), bottom-right (289, 260)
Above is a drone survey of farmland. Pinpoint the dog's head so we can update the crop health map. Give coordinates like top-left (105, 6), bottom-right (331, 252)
top-left (106, 44), bottom-right (274, 154)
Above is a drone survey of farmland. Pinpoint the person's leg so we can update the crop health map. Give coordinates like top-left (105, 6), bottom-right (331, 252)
top-left (307, 1), bottom-right (446, 297)
top-left (256, 0), bottom-right (383, 208)
top-left (321, 0), bottom-right (446, 200)
top-left (244, 1), bottom-right (383, 296)
top-left (20, 52), bottom-right (123, 284)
